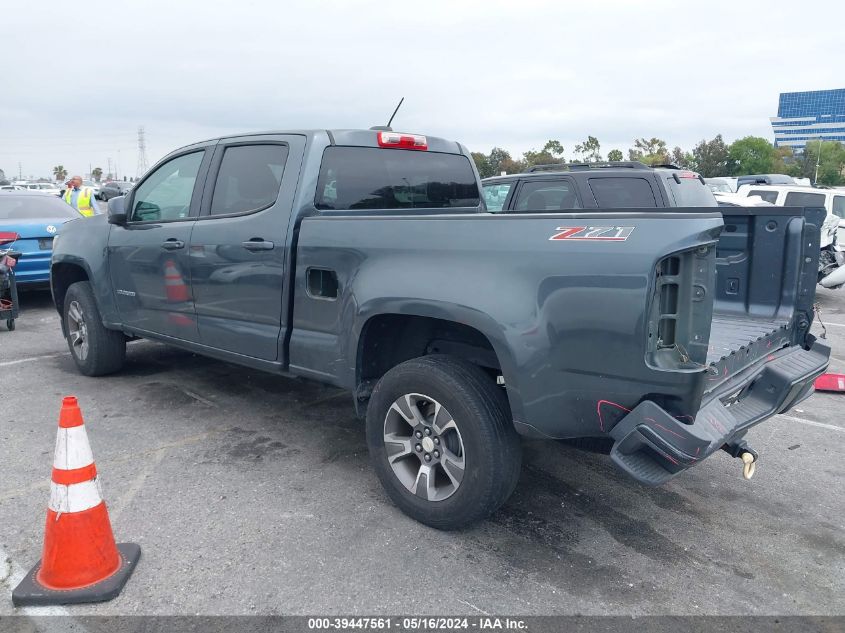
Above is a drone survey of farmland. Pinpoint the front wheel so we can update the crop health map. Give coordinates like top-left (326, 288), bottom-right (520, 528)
top-left (63, 281), bottom-right (126, 376)
top-left (366, 355), bottom-right (521, 530)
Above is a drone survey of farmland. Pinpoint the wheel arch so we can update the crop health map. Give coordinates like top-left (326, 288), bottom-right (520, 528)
top-left (353, 306), bottom-right (524, 425)
top-left (50, 260), bottom-right (91, 332)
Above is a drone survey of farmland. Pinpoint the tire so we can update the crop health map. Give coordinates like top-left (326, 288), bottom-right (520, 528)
top-left (63, 281), bottom-right (126, 376)
top-left (366, 355), bottom-right (521, 530)
top-left (6, 319), bottom-right (14, 331)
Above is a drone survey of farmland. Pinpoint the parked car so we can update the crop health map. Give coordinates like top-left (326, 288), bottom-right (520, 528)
top-left (735, 184), bottom-right (845, 287)
top-left (97, 181), bottom-right (134, 201)
top-left (21, 182), bottom-right (62, 196)
top-left (0, 192), bottom-right (81, 285)
top-left (713, 192), bottom-right (773, 207)
top-left (51, 129), bottom-right (829, 529)
top-left (705, 177), bottom-right (736, 193)
top-left (481, 161), bottom-right (717, 212)
top-left (0, 185), bottom-right (26, 191)
top-left (735, 174), bottom-right (795, 188)
top-left (83, 180), bottom-right (101, 198)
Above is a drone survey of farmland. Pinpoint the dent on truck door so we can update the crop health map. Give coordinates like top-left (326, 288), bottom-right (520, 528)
top-left (107, 149), bottom-right (210, 341)
top-left (189, 135), bottom-right (304, 361)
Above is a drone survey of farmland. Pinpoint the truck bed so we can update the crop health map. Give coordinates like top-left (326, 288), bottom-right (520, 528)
top-left (707, 313), bottom-right (790, 365)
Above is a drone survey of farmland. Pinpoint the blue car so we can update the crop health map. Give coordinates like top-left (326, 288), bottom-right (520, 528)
top-left (0, 192), bottom-right (82, 285)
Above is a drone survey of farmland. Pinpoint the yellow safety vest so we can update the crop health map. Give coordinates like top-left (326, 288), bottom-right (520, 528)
top-left (64, 187), bottom-right (95, 217)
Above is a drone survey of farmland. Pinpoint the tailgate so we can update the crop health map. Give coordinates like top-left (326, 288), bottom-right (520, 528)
top-left (704, 205), bottom-right (826, 393)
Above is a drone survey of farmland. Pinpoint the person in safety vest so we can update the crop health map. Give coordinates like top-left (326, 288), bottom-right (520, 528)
top-left (63, 175), bottom-right (100, 217)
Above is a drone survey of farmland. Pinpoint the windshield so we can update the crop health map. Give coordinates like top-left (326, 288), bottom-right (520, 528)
top-left (0, 196), bottom-right (80, 219)
top-left (482, 183), bottom-right (512, 212)
top-left (315, 147), bottom-right (480, 210)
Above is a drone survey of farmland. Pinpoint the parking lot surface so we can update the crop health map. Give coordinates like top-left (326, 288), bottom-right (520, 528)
top-left (1, 288), bottom-right (843, 616)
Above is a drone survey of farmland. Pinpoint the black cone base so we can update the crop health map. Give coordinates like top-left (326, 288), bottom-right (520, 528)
top-left (12, 542), bottom-right (141, 607)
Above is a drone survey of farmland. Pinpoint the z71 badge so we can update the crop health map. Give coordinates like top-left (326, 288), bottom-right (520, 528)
top-left (549, 226), bottom-right (635, 241)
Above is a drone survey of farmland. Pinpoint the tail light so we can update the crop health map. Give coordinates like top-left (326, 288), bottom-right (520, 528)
top-left (377, 131), bottom-right (427, 151)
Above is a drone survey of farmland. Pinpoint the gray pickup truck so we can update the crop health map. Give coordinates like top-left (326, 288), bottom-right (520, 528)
top-left (51, 128), bottom-right (830, 529)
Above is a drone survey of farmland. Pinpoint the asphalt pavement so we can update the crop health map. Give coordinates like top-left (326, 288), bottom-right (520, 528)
top-left (0, 288), bottom-right (843, 616)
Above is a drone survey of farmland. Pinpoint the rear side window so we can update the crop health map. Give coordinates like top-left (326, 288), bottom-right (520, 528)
top-left (210, 144), bottom-right (289, 216)
top-left (514, 180), bottom-right (581, 212)
top-left (589, 177), bottom-right (657, 208)
top-left (784, 191), bottom-right (826, 208)
top-left (315, 147), bottom-right (480, 210)
top-left (748, 189), bottom-right (778, 204)
top-left (665, 177), bottom-right (717, 207)
top-left (482, 182), bottom-right (512, 212)
top-left (833, 196), bottom-right (845, 219)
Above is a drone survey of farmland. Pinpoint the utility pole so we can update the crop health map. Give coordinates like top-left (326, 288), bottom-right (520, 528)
top-left (136, 126), bottom-right (148, 179)
top-left (18, 162), bottom-right (22, 180)
top-left (107, 157), bottom-right (112, 180)
top-left (814, 136), bottom-right (823, 185)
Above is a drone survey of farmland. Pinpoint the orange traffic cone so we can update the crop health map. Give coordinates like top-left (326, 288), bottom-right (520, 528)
top-left (12, 396), bottom-right (140, 606)
top-left (164, 259), bottom-right (189, 303)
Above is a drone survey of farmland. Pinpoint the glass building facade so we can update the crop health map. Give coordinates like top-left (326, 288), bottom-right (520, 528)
top-left (770, 89), bottom-right (845, 151)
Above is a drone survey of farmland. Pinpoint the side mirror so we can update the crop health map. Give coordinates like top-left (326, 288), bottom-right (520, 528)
top-left (107, 195), bottom-right (128, 225)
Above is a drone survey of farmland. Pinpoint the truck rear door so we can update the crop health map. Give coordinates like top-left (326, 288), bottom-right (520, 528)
top-left (188, 134), bottom-right (305, 361)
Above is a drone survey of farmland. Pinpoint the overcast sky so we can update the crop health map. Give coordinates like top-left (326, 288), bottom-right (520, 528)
top-left (1, 0), bottom-right (842, 180)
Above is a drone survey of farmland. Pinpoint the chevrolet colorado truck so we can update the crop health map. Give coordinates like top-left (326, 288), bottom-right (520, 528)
top-left (51, 128), bottom-right (830, 529)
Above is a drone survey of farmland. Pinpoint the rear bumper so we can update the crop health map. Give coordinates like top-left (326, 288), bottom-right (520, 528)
top-left (609, 340), bottom-right (830, 485)
top-left (13, 250), bottom-right (51, 284)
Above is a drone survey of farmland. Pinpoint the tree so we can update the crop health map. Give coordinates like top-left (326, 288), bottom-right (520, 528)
top-left (487, 147), bottom-right (515, 175)
top-left (607, 149), bottom-right (623, 162)
top-left (628, 137), bottom-right (669, 165)
top-left (574, 136), bottom-right (602, 162)
top-left (794, 140), bottom-right (845, 186)
top-left (670, 146), bottom-right (693, 169)
top-left (53, 165), bottom-right (68, 182)
top-left (689, 135), bottom-right (730, 177)
top-left (91, 167), bottom-right (104, 183)
top-left (521, 139), bottom-right (566, 170)
top-left (727, 137), bottom-right (776, 176)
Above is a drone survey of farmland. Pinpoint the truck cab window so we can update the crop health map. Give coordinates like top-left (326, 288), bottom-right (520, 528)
top-left (589, 177), bottom-right (657, 207)
top-left (784, 191), bottom-right (825, 208)
top-left (482, 183), bottom-right (511, 212)
top-left (210, 144), bottom-right (289, 216)
top-left (833, 196), bottom-right (845, 219)
top-left (131, 152), bottom-right (204, 222)
top-left (748, 189), bottom-right (778, 204)
top-left (315, 147), bottom-right (480, 210)
top-left (514, 181), bottom-right (580, 212)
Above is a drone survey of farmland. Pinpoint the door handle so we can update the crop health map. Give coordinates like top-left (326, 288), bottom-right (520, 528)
top-left (161, 239), bottom-right (185, 250)
top-left (242, 239), bottom-right (275, 251)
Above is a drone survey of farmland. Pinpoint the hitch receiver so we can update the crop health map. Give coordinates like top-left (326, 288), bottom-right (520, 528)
top-left (722, 441), bottom-right (758, 480)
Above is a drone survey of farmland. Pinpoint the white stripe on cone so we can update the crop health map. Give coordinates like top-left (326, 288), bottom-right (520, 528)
top-left (49, 478), bottom-right (103, 514)
top-left (53, 425), bottom-right (94, 471)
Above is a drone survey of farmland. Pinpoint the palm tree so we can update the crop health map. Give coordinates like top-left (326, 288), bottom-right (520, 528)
top-left (53, 165), bottom-right (67, 182)
top-left (91, 167), bottom-right (103, 182)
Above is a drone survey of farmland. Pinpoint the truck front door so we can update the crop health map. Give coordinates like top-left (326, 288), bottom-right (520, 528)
top-left (188, 134), bottom-right (305, 361)
top-left (107, 147), bottom-right (212, 341)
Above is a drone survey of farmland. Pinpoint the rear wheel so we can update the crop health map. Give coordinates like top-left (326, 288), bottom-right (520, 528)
top-left (6, 318), bottom-right (14, 331)
top-left (366, 355), bottom-right (521, 530)
top-left (63, 281), bottom-right (126, 376)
